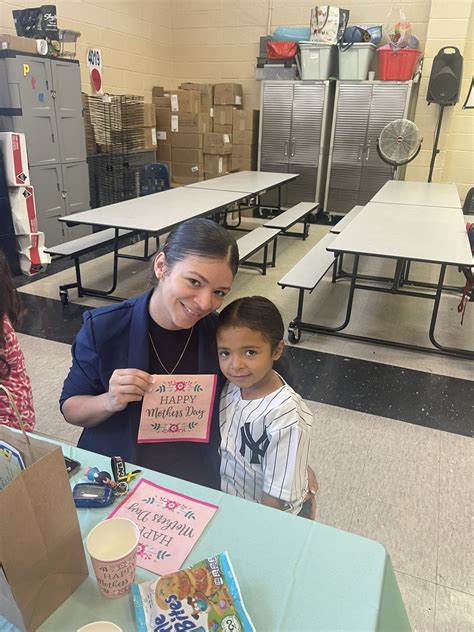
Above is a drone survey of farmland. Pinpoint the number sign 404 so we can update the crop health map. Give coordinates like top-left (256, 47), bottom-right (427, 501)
top-left (87, 48), bottom-right (102, 68)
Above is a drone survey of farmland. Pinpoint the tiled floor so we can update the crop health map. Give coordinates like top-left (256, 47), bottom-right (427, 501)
top-left (12, 220), bottom-right (474, 630)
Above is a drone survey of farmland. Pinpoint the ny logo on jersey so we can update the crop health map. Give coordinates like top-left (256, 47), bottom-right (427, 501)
top-left (240, 423), bottom-right (269, 464)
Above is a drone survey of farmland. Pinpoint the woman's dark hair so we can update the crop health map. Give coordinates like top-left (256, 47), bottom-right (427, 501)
top-left (151, 218), bottom-right (239, 285)
top-left (0, 253), bottom-right (20, 379)
top-left (217, 295), bottom-right (294, 385)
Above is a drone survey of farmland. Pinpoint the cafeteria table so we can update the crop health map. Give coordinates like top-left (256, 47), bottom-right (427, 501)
top-left (58, 187), bottom-right (249, 301)
top-left (327, 201), bottom-right (473, 358)
top-left (370, 180), bottom-right (461, 208)
top-left (38, 441), bottom-right (410, 631)
top-left (285, 201), bottom-right (473, 359)
top-left (186, 170), bottom-right (299, 218)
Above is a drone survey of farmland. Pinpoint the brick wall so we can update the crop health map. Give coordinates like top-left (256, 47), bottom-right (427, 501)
top-left (1, 0), bottom-right (472, 201)
top-left (0, 0), bottom-right (173, 101)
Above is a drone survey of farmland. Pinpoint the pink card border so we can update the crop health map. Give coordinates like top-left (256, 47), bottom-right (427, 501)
top-left (108, 478), bottom-right (219, 519)
top-left (137, 374), bottom-right (218, 444)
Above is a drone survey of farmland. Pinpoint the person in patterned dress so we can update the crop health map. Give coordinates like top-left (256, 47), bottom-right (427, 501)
top-left (0, 253), bottom-right (35, 430)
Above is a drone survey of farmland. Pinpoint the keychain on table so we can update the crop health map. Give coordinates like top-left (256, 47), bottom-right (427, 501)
top-left (84, 466), bottom-right (129, 496)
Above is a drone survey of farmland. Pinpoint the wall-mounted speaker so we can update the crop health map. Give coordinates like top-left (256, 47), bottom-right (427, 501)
top-left (427, 47), bottom-right (463, 106)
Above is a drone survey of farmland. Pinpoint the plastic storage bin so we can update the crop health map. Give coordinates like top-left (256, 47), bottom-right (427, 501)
top-left (378, 47), bottom-right (420, 80)
top-left (298, 42), bottom-right (335, 80)
top-left (338, 42), bottom-right (376, 80)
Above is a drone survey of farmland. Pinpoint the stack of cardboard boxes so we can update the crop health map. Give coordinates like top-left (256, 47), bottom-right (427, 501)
top-left (153, 83), bottom-right (259, 186)
top-left (0, 132), bottom-right (50, 275)
top-left (231, 109), bottom-right (259, 172)
top-left (202, 83), bottom-right (241, 179)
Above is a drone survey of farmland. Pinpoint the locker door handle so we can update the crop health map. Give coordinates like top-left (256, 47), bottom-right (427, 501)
top-left (51, 133), bottom-right (55, 143)
top-left (365, 140), bottom-right (371, 161)
top-left (357, 143), bottom-right (363, 161)
top-left (290, 140), bottom-right (296, 157)
top-left (284, 141), bottom-right (289, 156)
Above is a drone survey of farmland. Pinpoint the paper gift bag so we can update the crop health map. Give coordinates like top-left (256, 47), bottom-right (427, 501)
top-left (0, 424), bottom-right (88, 631)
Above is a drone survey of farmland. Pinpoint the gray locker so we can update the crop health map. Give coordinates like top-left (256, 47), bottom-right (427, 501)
top-left (0, 50), bottom-right (90, 244)
top-left (52, 60), bottom-right (87, 163)
top-left (29, 164), bottom-right (64, 244)
top-left (0, 54), bottom-right (59, 166)
top-left (325, 81), bottom-right (414, 217)
top-left (258, 80), bottom-right (333, 209)
top-left (30, 162), bottom-right (90, 245)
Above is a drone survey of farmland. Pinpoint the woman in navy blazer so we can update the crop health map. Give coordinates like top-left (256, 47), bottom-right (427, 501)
top-left (60, 218), bottom-right (238, 490)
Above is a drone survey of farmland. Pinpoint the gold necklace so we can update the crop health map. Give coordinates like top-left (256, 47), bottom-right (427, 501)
top-left (148, 326), bottom-right (194, 375)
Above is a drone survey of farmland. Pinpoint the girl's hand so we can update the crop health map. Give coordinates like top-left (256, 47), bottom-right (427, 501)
top-left (106, 369), bottom-right (154, 413)
top-left (305, 465), bottom-right (319, 520)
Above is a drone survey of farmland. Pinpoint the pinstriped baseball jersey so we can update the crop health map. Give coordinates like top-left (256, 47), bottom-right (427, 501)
top-left (219, 378), bottom-right (313, 514)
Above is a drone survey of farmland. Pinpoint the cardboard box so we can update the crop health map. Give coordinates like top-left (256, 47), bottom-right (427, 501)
top-left (180, 83), bottom-right (214, 114)
top-left (156, 143), bottom-right (171, 162)
top-left (142, 103), bottom-right (156, 127)
top-left (172, 162), bottom-right (204, 178)
top-left (155, 108), bottom-right (171, 141)
top-left (171, 147), bottom-right (203, 164)
top-left (213, 123), bottom-right (233, 134)
top-left (8, 186), bottom-right (38, 235)
top-left (233, 129), bottom-right (258, 145)
top-left (214, 106), bottom-right (235, 126)
top-left (152, 86), bottom-right (165, 98)
top-left (204, 154), bottom-right (230, 176)
top-left (203, 132), bottom-right (232, 155)
top-left (169, 90), bottom-right (201, 114)
top-left (172, 175), bottom-right (204, 185)
top-left (144, 127), bottom-right (157, 149)
top-left (153, 95), bottom-right (171, 108)
top-left (214, 83), bottom-right (243, 106)
top-left (0, 132), bottom-right (30, 186)
top-left (156, 107), bottom-right (171, 129)
top-left (170, 112), bottom-right (212, 134)
top-left (0, 34), bottom-right (37, 54)
top-left (233, 109), bottom-right (259, 133)
top-left (169, 132), bottom-right (204, 149)
top-left (17, 231), bottom-right (51, 276)
top-left (213, 105), bottom-right (236, 133)
top-left (231, 145), bottom-right (257, 171)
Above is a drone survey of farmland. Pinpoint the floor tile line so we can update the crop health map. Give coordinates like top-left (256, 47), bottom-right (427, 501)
top-left (435, 583), bottom-right (474, 598)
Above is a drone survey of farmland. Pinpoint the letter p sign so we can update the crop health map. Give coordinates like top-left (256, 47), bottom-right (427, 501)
top-left (23, 64), bottom-right (30, 76)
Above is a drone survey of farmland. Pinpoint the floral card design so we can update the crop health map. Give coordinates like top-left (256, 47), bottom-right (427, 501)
top-left (108, 479), bottom-right (218, 575)
top-left (138, 374), bottom-right (217, 444)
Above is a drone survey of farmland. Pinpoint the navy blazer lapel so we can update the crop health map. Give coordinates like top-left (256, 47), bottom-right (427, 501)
top-left (128, 290), bottom-right (152, 371)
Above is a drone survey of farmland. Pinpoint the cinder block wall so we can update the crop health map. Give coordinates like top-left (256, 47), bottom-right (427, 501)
top-left (1, 0), bottom-right (472, 200)
top-left (0, 0), bottom-right (173, 100)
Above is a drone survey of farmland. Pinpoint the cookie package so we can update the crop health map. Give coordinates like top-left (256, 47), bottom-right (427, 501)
top-left (132, 551), bottom-right (255, 632)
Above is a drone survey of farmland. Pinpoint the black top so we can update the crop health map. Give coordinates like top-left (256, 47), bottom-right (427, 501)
top-left (135, 316), bottom-right (218, 487)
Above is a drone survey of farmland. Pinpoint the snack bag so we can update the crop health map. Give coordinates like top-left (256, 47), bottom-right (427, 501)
top-left (132, 552), bottom-right (255, 632)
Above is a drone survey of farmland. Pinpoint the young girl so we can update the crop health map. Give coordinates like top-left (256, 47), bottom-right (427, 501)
top-left (217, 296), bottom-right (314, 517)
top-left (0, 252), bottom-right (35, 430)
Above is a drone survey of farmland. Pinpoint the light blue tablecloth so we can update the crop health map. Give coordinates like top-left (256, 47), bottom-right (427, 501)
top-left (36, 441), bottom-right (410, 631)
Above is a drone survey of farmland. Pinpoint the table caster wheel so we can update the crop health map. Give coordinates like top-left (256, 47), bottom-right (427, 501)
top-left (60, 289), bottom-right (69, 305)
top-left (288, 326), bottom-right (300, 344)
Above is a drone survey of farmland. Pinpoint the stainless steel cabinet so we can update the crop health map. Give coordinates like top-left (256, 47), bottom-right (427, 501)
top-left (325, 81), bottom-right (414, 217)
top-left (258, 80), bottom-right (333, 209)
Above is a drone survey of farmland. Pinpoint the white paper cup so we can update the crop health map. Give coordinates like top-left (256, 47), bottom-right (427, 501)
top-left (77, 623), bottom-right (122, 632)
top-left (368, 70), bottom-right (375, 81)
top-left (86, 518), bottom-right (140, 599)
